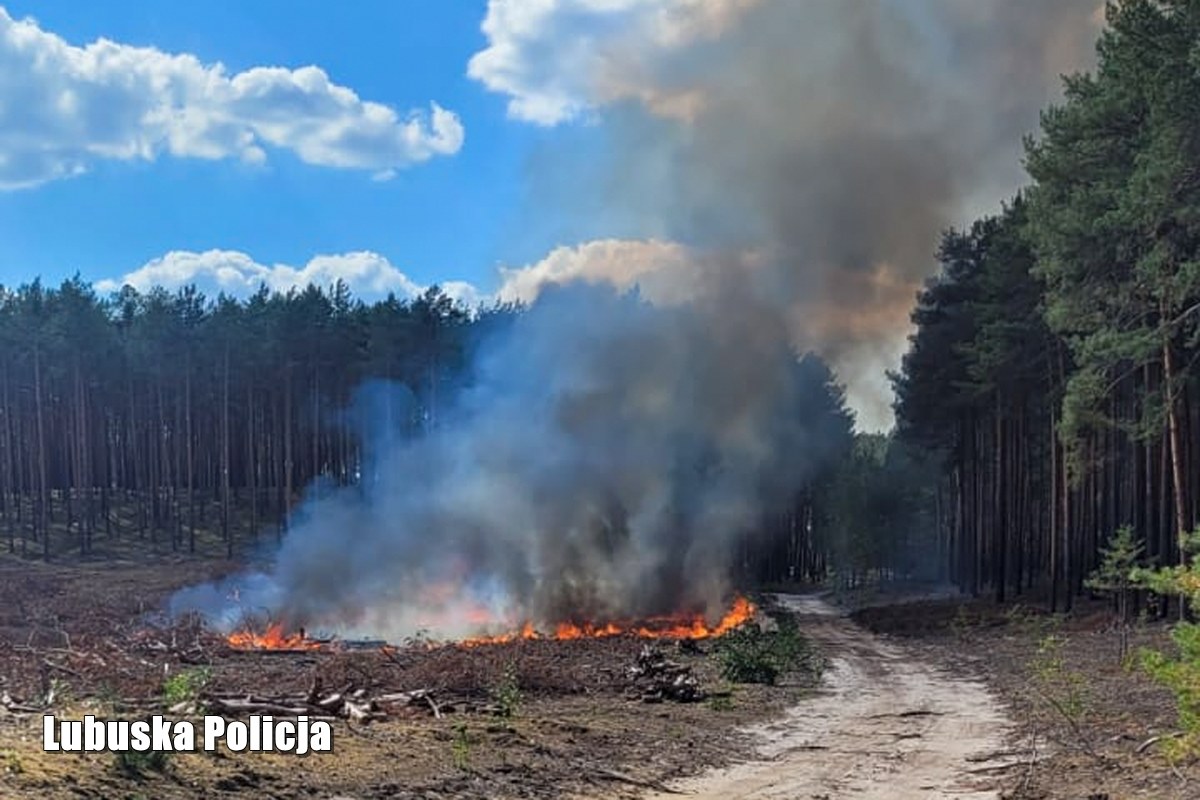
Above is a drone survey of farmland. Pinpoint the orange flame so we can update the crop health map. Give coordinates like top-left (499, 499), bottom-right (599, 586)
top-left (459, 596), bottom-right (756, 647)
top-left (225, 597), bottom-right (756, 651)
top-left (226, 622), bottom-right (323, 651)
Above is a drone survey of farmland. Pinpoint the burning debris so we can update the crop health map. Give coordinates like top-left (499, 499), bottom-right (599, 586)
top-left (460, 596), bottom-right (757, 648)
top-left (221, 597), bottom-right (757, 653)
top-left (202, 597), bottom-right (763, 717)
top-left (226, 623), bottom-right (325, 652)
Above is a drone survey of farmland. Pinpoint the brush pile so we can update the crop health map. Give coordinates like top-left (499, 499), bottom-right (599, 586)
top-left (627, 643), bottom-right (706, 703)
top-left (199, 677), bottom-right (448, 723)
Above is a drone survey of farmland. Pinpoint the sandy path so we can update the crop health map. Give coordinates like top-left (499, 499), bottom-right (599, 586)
top-left (646, 594), bottom-right (1017, 800)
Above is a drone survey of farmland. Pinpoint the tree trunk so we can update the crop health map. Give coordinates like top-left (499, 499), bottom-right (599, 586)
top-left (34, 345), bottom-right (48, 559)
top-left (1164, 339), bottom-right (1189, 558)
top-left (186, 356), bottom-right (195, 554)
top-left (222, 342), bottom-right (232, 558)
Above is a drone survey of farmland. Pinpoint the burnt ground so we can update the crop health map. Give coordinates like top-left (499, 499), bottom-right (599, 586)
top-left (852, 594), bottom-right (1200, 799)
top-left (0, 555), bottom-right (820, 800)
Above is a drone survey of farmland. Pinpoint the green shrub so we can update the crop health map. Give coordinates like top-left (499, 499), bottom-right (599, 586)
top-left (1131, 527), bottom-right (1200, 759)
top-left (1030, 633), bottom-right (1089, 723)
top-left (113, 749), bottom-right (170, 778)
top-left (707, 692), bottom-right (735, 711)
top-left (451, 722), bottom-right (471, 770)
top-left (491, 662), bottom-right (522, 718)
top-left (161, 666), bottom-right (211, 706)
top-left (1027, 632), bottom-right (1103, 762)
top-left (1086, 525), bottom-right (1145, 660)
top-left (1138, 625), bottom-right (1200, 760)
top-left (1, 750), bottom-right (23, 775)
top-left (716, 619), bottom-right (815, 685)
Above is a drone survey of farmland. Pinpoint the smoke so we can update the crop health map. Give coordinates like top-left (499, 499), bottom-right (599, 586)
top-left (174, 281), bottom-right (849, 639)
top-left (173, 1), bottom-right (1105, 635)
top-left (487, 0), bottom-right (1103, 429)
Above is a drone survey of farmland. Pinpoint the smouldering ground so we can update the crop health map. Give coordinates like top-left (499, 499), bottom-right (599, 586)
top-left (0, 554), bottom-right (820, 799)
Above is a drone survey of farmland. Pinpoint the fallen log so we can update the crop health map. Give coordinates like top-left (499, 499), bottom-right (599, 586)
top-left (375, 690), bottom-right (430, 704)
top-left (316, 693), bottom-right (345, 711)
top-left (206, 696), bottom-right (315, 716)
top-left (344, 700), bottom-right (386, 724)
top-left (0, 691), bottom-right (42, 714)
top-left (1136, 732), bottom-right (1184, 755)
top-left (167, 701), bottom-right (197, 715)
top-left (42, 659), bottom-right (83, 679)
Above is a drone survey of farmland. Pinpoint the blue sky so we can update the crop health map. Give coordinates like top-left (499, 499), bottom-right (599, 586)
top-left (0, 1), bottom-right (615, 294)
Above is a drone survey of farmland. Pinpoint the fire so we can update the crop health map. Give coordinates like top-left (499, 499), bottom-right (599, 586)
top-left (224, 597), bottom-right (756, 651)
top-left (227, 622), bottom-right (323, 651)
top-left (459, 596), bottom-right (756, 647)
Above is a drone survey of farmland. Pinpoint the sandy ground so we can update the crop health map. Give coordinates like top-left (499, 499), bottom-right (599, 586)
top-left (645, 594), bottom-right (1016, 800)
top-left (855, 596), bottom-right (1200, 799)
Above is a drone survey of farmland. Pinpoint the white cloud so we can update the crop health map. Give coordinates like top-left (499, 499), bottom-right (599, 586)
top-left (467, 0), bottom-right (757, 125)
top-left (439, 280), bottom-right (489, 308)
top-left (97, 239), bottom-right (698, 308)
top-left (0, 6), bottom-right (464, 189)
top-left (97, 249), bottom-right (428, 301)
top-left (495, 238), bottom-right (702, 304)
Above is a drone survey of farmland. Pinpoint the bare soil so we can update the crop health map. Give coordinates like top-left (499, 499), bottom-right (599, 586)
top-left (852, 595), bottom-right (1200, 799)
top-left (0, 555), bottom-right (818, 799)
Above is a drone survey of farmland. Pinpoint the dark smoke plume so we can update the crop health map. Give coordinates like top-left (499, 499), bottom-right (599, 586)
top-left (521, 0), bottom-right (1103, 428)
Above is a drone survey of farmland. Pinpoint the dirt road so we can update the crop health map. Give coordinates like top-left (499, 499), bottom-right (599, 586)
top-left (646, 594), bottom-right (1017, 799)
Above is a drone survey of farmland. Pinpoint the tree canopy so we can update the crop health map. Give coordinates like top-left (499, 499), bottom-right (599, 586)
top-left (895, 0), bottom-right (1200, 608)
